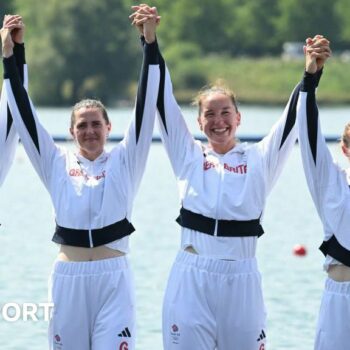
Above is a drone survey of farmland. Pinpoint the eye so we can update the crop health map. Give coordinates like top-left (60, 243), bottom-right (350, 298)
top-left (76, 122), bottom-right (87, 129)
top-left (92, 121), bottom-right (103, 128)
top-left (205, 112), bottom-right (214, 118)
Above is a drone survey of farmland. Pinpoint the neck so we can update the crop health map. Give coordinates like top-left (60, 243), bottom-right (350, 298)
top-left (208, 140), bottom-right (236, 154)
top-left (79, 149), bottom-right (104, 161)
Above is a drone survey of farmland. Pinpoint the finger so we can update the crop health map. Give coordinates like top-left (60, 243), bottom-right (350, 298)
top-left (131, 18), bottom-right (147, 27)
top-left (3, 24), bottom-right (23, 32)
top-left (133, 18), bottom-right (149, 25)
top-left (3, 15), bottom-right (22, 24)
top-left (4, 16), bottom-right (23, 24)
top-left (133, 13), bottom-right (155, 21)
top-left (136, 8), bottom-right (153, 15)
top-left (308, 46), bottom-right (332, 54)
top-left (139, 3), bottom-right (151, 9)
top-left (150, 6), bottom-right (158, 15)
top-left (129, 10), bottom-right (152, 20)
top-left (305, 37), bottom-right (313, 43)
top-left (134, 4), bottom-right (151, 12)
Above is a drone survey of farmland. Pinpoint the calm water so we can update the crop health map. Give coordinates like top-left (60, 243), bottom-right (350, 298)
top-left (0, 105), bottom-right (349, 349)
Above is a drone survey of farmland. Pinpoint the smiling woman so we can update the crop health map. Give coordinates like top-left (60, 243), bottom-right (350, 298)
top-left (130, 4), bottom-right (332, 350)
top-left (195, 84), bottom-right (241, 154)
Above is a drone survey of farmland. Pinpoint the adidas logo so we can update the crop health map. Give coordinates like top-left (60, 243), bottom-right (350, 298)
top-left (256, 329), bottom-right (266, 342)
top-left (118, 327), bottom-right (131, 338)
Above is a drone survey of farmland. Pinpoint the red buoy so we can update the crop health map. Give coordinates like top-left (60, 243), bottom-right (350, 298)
top-left (293, 244), bottom-right (307, 256)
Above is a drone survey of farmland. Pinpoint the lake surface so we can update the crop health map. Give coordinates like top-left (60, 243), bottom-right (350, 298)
top-left (0, 105), bottom-right (349, 349)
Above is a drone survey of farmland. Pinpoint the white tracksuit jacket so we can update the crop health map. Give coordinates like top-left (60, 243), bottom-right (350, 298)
top-left (297, 70), bottom-right (350, 267)
top-left (156, 48), bottom-right (302, 259)
top-left (3, 40), bottom-right (160, 250)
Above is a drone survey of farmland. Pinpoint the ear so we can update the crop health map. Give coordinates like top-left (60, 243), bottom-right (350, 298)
top-left (236, 111), bottom-right (241, 127)
top-left (69, 127), bottom-right (75, 139)
top-left (341, 144), bottom-right (350, 158)
top-left (107, 123), bottom-right (112, 133)
top-left (197, 116), bottom-right (203, 131)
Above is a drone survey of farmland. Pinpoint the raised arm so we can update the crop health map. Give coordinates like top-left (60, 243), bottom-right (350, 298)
top-left (131, 4), bottom-right (199, 177)
top-left (1, 18), bottom-right (59, 189)
top-left (256, 37), bottom-right (329, 194)
top-left (0, 15), bottom-right (27, 185)
top-left (297, 37), bottom-right (350, 234)
top-left (119, 8), bottom-right (160, 193)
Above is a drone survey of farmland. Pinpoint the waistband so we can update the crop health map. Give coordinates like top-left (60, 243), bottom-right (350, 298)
top-left (174, 250), bottom-right (258, 275)
top-left (325, 277), bottom-right (350, 294)
top-left (319, 235), bottom-right (350, 267)
top-left (52, 218), bottom-right (135, 248)
top-left (53, 255), bottom-right (129, 275)
top-left (176, 207), bottom-right (264, 237)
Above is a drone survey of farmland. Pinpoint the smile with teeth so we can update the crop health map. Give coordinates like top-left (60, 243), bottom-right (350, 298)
top-left (212, 127), bottom-right (229, 134)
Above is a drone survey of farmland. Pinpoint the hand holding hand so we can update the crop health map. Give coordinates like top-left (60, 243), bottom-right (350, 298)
top-left (130, 4), bottom-right (160, 44)
top-left (1, 15), bottom-right (25, 58)
top-left (304, 35), bottom-right (331, 74)
top-left (3, 14), bottom-right (25, 44)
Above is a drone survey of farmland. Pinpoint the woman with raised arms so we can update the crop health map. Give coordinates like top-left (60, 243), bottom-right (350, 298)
top-left (1, 13), bottom-right (160, 350)
top-left (131, 5), bottom-right (330, 349)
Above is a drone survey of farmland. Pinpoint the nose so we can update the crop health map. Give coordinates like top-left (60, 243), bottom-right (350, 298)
top-left (213, 114), bottom-right (225, 125)
top-left (86, 124), bottom-right (95, 134)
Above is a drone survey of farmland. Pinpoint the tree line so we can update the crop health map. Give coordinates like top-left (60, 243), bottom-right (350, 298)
top-left (1, 0), bottom-right (349, 105)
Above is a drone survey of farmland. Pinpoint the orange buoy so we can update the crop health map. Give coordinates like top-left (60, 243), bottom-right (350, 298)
top-left (293, 244), bottom-right (307, 256)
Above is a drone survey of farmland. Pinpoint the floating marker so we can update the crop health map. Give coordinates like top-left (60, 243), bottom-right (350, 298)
top-left (293, 244), bottom-right (307, 256)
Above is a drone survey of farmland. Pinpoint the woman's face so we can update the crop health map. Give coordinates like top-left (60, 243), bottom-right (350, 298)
top-left (197, 92), bottom-right (241, 154)
top-left (70, 107), bottom-right (111, 161)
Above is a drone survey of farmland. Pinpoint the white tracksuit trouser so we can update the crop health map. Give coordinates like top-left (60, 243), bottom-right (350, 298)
top-left (48, 256), bottom-right (135, 350)
top-left (162, 251), bottom-right (267, 350)
top-left (314, 278), bottom-right (350, 350)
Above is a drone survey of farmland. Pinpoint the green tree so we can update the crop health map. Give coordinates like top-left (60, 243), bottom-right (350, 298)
top-left (336, 0), bottom-right (350, 45)
top-left (275, 0), bottom-right (341, 45)
top-left (0, 0), bottom-right (15, 19)
top-left (14, 0), bottom-right (140, 105)
top-left (223, 0), bottom-right (279, 56)
top-left (155, 0), bottom-right (233, 54)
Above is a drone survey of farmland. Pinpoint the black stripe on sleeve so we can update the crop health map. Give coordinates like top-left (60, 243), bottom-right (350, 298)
top-left (279, 83), bottom-right (300, 149)
top-left (5, 43), bottom-right (26, 141)
top-left (135, 39), bottom-right (159, 143)
top-left (306, 90), bottom-right (318, 165)
top-left (13, 43), bottom-right (26, 83)
top-left (5, 106), bottom-right (13, 140)
top-left (3, 55), bottom-right (40, 153)
top-left (301, 71), bottom-right (320, 165)
top-left (156, 54), bottom-right (167, 134)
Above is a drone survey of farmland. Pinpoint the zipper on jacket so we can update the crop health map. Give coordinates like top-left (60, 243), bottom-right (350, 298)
top-left (214, 158), bottom-right (225, 236)
top-left (88, 229), bottom-right (93, 248)
top-left (88, 162), bottom-right (93, 248)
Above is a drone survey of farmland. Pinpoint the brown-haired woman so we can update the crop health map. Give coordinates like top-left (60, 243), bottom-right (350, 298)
top-left (1, 14), bottom-right (160, 350)
top-left (131, 4), bottom-right (331, 349)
